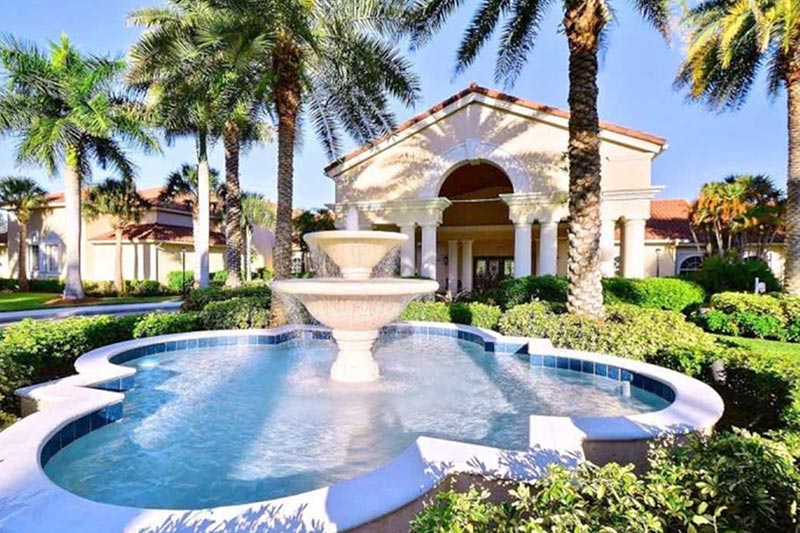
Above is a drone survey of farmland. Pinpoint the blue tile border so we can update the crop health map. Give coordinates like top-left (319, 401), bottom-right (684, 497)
top-left (40, 403), bottom-right (124, 467)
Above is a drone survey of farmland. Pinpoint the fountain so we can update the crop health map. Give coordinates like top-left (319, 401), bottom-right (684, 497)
top-left (271, 208), bottom-right (438, 382)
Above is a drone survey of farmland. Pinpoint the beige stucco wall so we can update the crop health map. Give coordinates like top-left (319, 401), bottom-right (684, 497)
top-left (330, 100), bottom-right (658, 203)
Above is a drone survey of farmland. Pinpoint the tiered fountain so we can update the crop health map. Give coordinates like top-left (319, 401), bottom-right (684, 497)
top-left (271, 210), bottom-right (438, 382)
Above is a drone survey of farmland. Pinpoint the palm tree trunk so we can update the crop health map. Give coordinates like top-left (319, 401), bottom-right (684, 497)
top-left (223, 120), bottom-right (243, 288)
top-left (114, 226), bottom-right (124, 294)
top-left (196, 131), bottom-right (211, 288)
top-left (785, 72), bottom-right (800, 294)
top-left (564, 9), bottom-right (604, 320)
top-left (274, 41), bottom-right (302, 280)
top-left (63, 159), bottom-right (85, 300)
top-left (18, 216), bottom-right (28, 291)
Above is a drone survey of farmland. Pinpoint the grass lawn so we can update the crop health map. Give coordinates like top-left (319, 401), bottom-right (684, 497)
top-left (716, 334), bottom-right (800, 362)
top-left (0, 292), bottom-right (179, 313)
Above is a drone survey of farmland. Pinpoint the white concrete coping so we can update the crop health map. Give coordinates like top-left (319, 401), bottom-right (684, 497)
top-left (0, 300), bottom-right (182, 324)
top-left (0, 322), bottom-right (724, 533)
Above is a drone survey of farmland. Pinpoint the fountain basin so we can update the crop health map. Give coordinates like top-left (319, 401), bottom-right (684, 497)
top-left (272, 278), bottom-right (438, 382)
top-left (304, 231), bottom-right (408, 280)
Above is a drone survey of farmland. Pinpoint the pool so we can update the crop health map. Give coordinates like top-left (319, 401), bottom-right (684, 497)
top-left (43, 329), bottom-right (668, 509)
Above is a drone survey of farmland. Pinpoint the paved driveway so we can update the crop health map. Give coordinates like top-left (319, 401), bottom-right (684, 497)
top-left (0, 300), bottom-right (182, 325)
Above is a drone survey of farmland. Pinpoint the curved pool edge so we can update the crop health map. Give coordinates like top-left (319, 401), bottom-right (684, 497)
top-left (0, 322), bottom-right (724, 533)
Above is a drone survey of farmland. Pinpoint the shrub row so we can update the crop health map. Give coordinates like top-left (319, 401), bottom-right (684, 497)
top-left (399, 301), bottom-right (503, 330)
top-left (0, 278), bottom-right (167, 296)
top-left (182, 282), bottom-right (272, 312)
top-left (691, 256), bottom-right (781, 296)
top-left (495, 275), bottom-right (705, 313)
top-left (412, 429), bottom-right (800, 533)
top-left (694, 292), bottom-right (800, 342)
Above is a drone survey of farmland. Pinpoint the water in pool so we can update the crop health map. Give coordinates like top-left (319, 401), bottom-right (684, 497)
top-left (45, 334), bottom-right (668, 509)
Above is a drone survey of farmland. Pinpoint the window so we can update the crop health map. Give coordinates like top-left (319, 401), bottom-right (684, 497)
top-left (42, 243), bottom-right (59, 273)
top-left (291, 254), bottom-right (303, 275)
top-left (678, 255), bottom-right (704, 275)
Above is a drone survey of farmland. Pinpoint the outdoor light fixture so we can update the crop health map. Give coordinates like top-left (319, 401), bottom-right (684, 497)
top-left (180, 246), bottom-right (187, 298)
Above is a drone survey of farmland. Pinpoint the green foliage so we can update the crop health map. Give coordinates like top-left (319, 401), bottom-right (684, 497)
top-left (211, 270), bottom-right (228, 284)
top-left (28, 279), bottom-right (65, 293)
top-left (132, 312), bottom-right (200, 338)
top-left (82, 279), bottom-right (165, 297)
top-left (413, 431), bottom-right (800, 533)
top-left (400, 301), bottom-right (503, 330)
top-left (692, 256), bottom-right (781, 295)
top-left (183, 282), bottom-right (271, 312)
top-left (499, 303), bottom-right (715, 376)
top-left (695, 292), bottom-right (800, 341)
top-left (167, 270), bottom-right (195, 293)
top-left (500, 275), bottom-right (568, 308)
top-left (0, 315), bottom-right (140, 414)
top-left (199, 297), bottom-right (270, 330)
top-left (603, 277), bottom-right (706, 313)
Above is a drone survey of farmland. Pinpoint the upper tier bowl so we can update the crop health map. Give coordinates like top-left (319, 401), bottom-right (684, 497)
top-left (304, 231), bottom-right (408, 280)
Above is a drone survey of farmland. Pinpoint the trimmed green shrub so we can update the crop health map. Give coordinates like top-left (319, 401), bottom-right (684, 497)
top-left (199, 297), bottom-right (270, 330)
top-left (603, 277), bottom-right (705, 313)
top-left (500, 275), bottom-right (568, 308)
top-left (695, 292), bottom-right (794, 341)
top-left (0, 315), bottom-right (140, 414)
top-left (693, 256), bottom-right (781, 295)
top-left (183, 282), bottom-right (272, 312)
top-left (132, 312), bottom-right (200, 338)
top-left (125, 280), bottom-right (164, 296)
top-left (211, 270), bottom-right (228, 284)
top-left (412, 430), bottom-right (800, 533)
top-left (400, 301), bottom-right (503, 330)
top-left (28, 279), bottom-right (65, 293)
top-left (167, 270), bottom-right (194, 293)
top-left (499, 303), bottom-right (715, 374)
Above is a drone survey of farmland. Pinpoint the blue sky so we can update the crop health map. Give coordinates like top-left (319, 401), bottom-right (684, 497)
top-left (0, 0), bottom-right (787, 208)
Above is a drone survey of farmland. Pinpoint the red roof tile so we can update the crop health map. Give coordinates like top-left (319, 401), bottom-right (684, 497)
top-left (325, 83), bottom-right (667, 173)
top-left (90, 223), bottom-right (225, 246)
top-left (645, 199), bottom-right (694, 241)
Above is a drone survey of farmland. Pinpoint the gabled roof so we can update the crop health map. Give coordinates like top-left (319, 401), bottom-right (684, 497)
top-left (325, 83), bottom-right (668, 175)
top-left (90, 223), bottom-right (226, 246)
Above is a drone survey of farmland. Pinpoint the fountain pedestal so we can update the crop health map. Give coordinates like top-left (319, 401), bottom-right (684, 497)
top-left (329, 330), bottom-right (380, 382)
top-left (272, 231), bottom-right (438, 383)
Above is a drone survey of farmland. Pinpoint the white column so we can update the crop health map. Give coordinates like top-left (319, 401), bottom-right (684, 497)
top-left (420, 224), bottom-right (438, 280)
top-left (600, 218), bottom-right (617, 278)
top-left (447, 240), bottom-right (459, 293)
top-left (513, 223), bottom-right (533, 278)
top-left (461, 240), bottom-right (473, 292)
top-left (400, 224), bottom-right (416, 277)
top-left (622, 217), bottom-right (647, 279)
top-left (537, 220), bottom-right (558, 276)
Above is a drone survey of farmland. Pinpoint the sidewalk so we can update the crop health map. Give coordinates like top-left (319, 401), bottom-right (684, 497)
top-left (0, 300), bottom-right (183, 325)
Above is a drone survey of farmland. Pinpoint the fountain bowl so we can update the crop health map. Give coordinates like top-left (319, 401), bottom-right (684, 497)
top-left (304, 231), bottom-right (408, 280)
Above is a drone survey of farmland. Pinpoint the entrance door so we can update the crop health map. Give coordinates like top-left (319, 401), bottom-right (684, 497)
top-left (474, 257), bottom-right (515, 289)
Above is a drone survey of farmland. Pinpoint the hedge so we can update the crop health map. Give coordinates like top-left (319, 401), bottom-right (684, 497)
top-left (694, 292), bottom-right (800, 342)
top-left (199, 297), bottom-right (271, 330)
top-left (400, 301), bottom-right (503, 330)
top-left (495, 275), bottom-right (705, 313)
top-left (412, 429), bottom-right (800, 533)
top-left (167, 270), bottom-right (194, 293)
top-left (692, 256), bottom-right (781, 295)
top-left (132, 311), bottom-right (200, 338)
top-left (183, 282), bottom-right (272, 312)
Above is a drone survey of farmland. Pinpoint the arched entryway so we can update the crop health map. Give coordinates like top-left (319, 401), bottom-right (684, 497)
top-left (437, 162), bottom-right (516, 292)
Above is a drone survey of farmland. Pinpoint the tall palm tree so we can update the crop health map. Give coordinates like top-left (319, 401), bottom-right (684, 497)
top-left (158, 163), bottom-right (223, 285)
top-left (676, 0), bottom-right (800, 294)
top-left (0, 35), bottom-right (158, 299)
top-left (0, 177), bottom-right (47, 291)
top-left (408, 0), bottom-right (670, 319)
top-left (210, 0), bottom-right (420, 279)
top-left (128, 2), bottom-right (220, 288)
top-left (84, 179), bottom-right (150, 294)
top-left (240, 191), bottom-right (276, 280)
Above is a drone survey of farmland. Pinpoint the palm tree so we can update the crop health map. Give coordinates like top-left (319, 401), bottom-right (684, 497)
top-left (0, 177), bottom-right (47, 291)
top-left (128, 3), bottom-right (220, 288)
top-left (84, 179), bottom-right (150, 294)
top-left (158, 163), bottom-right (223, 285)
top-left (293, 208), bottom-right (336, 274)
top-left (408, 0), bottom-right (670, 319)
top-left (209, 0), bottom-right (420, 279)
top-left (0, 35), bottom-right (158, 299)
top-left (677, 0), bottom-right (800, 294)
top-left (240, 192), bottom-right (276, 280)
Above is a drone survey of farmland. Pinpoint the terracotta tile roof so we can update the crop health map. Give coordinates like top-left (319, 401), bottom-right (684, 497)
top-left (90, 223), bottom-right (225, 246)
top-left (325, 83), bottom-right (667, 173)
top-left (45, 186), bottom-right (229, 214)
